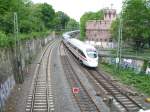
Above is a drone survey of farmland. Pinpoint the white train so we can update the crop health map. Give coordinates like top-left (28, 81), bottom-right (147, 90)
top-left (62, 30), bottom-right (80, 39)
top-left (63, 31), bottom-right (98, 68)
top-left (138, 109), bottom-right (150, 112)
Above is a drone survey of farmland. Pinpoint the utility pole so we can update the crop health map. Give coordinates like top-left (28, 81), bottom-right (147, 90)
top-left (116, 0), bottom-right (125, 71)
top-left (116, 21), bottom-right (120, 69)
top-left (14, 12), bottom-right (24, 83)
top-left (116, 13), bottom-right (123, 70)
top-left (119, 14), bottom-right (123, 68)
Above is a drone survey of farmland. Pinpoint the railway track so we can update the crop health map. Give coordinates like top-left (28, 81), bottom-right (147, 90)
top-left (60, 43), bottom-right (100, 112)
top-left (25, 40), bottom-right (57, 112)
top-left (87, 69), bottom-right (144, 112)
top-left (63, 41), bottom-right (145, 112)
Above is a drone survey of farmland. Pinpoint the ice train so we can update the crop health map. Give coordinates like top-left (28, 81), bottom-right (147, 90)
top-left (63, 31), bottom-right (98, 68)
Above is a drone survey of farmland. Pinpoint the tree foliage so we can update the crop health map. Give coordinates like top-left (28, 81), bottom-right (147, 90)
top-left (0, 31), bottom-right (12, 47)
top-left (57, 11), bottom-right (70, 29)
top-left (66, 19), bottom-right (79, 31)
top-left (52, 11), bottom-right (70, 30)
top-left (80, 10), bottom-right (104, 40)
top-left (111, 0), bottom-right (150, 50)
top-left (0, 0), bottom-right (78, 47)
top-left (110, 17), bottom-right (119, 40)
top-left (37, 3), bottom-right (55, 29)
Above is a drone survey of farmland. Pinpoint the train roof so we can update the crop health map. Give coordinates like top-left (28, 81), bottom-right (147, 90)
top-left (63, 34), bottom-right (70, 39)
top-left (63, 30), bottom-right (79, 35)
top-left (63, 30), bottom-right (80, 38)
top-left (69, 38), bottom-right (96, 51)
top-left (139, 109), bottom-right (150, 112)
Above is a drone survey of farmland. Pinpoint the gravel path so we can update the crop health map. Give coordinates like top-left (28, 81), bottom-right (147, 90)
top-left (50, 41), bottom-right (80, 112)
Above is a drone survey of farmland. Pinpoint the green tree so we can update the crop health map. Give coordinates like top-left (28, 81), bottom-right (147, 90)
top-left (51, 12), bottom-right (63, 30)
top-left (0, 0), bottom-right (33, 33)
top-left (111, 0), bottom-right (150, 50)
top-left (26, 3), bottom-right (46, 32)
top-left (36, 3), bottom-right (55, 29)
top-left (0, 0), bottom-right (75, 47)
top-left (51, 11), bottom-right (70, 30)
top-left (110, 17), bottom-right (119, 40)
top-left (57, 11), bottom-right (70, 29)
top-left (0, 0), bottom-right (19, 33)
top-left (66, 19), bottom-right (79, 31)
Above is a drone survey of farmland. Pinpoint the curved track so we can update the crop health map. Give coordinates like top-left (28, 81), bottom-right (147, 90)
top-left (60, 43), bottom-right (100, 112)
top-left (25, 40), bottom-right (57, 112)
top-left (63, 40), bottom-right (144, 112)
top-left (87, 69), bottom-right (144, 112)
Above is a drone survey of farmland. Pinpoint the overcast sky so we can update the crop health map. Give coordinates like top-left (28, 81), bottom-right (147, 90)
top-left (32, 0), bottom-right (123, 22)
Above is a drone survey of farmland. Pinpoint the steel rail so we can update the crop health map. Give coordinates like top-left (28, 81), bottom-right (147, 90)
top-left (25, 40), bottom-right (57, 112)
top-left (60, 42), bottom-right (100, 112)
top-left (63, 40), bottom-right (144, 112)
top-left (92, 69), bottom-right (144, 112)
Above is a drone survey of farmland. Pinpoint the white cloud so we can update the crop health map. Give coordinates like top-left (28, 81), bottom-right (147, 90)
top-left (32, 0), bottom-right (123, 22)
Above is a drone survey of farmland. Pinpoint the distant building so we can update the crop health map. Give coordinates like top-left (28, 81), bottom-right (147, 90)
top-left (85, 8), bottom-right (116, 48)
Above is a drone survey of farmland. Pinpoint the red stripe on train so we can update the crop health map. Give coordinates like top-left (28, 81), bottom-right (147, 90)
top-left (80, 55), bottom-right (87, 61)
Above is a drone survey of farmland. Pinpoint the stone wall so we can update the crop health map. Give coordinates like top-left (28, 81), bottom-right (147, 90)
top-left (0, 35), bottom-right (54, 111)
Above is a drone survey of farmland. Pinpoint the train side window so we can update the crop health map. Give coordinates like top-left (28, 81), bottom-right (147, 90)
top-left (78, 50), bottom-right (86, 57)
top-left (73, 46), bottom-right (76, 49)
top-left (81, 52), bottom-right (86, 58)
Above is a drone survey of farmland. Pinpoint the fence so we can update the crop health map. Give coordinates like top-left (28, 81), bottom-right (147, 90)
top-left (101, 57), bottom-right (145, 74)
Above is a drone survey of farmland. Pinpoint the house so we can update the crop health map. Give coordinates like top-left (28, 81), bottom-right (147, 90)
top-left (86, 8), bottom-right (116, 48)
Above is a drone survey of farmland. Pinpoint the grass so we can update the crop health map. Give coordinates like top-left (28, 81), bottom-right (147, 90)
top-left (99, 63), bottom-right (150, 96)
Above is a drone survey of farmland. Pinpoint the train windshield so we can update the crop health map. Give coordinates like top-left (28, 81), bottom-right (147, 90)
top-left (86, 49), bottom-right (97, 58)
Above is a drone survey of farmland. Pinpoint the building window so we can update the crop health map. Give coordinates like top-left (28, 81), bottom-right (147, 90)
top-left (113, 13), bottom-right (116, 17)
top-left (109, 12), bottom-right (111, 19)
top-left (109, 38), bottom-right (112, 42)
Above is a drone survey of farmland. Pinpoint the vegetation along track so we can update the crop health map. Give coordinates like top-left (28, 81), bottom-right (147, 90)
top-left (62, 40), bottom-right (145, 112)
top-left (87, 68), bottom-right (144, 112)
top-left (60, 43), bottom-right (100, 112)
top-left (25, 40), bottom-right (58, 112)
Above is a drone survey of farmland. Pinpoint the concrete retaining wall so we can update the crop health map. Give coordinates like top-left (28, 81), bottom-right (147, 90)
top-left (0, 76), bottom-right (15, 110)
top-left (0, 35), bottom-right (54, 111)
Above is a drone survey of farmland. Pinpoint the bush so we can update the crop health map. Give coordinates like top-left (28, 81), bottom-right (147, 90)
top-left (0, 31), bottom-right (13, 48)
top-left (100, 63), bottom-right (150, 95)
top-left (0, 30), bottom-right (52, 48)
top-left (19, 30), bottom-right (52, 41)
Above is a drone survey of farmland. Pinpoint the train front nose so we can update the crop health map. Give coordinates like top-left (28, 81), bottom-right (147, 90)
top-left (86, 58), bottom-right (98, 67)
